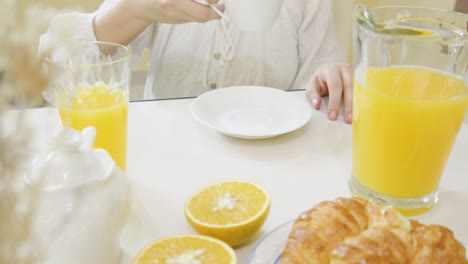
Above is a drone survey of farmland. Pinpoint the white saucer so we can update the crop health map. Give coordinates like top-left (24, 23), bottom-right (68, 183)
top-left (191, 86), bottom-right (312, 139)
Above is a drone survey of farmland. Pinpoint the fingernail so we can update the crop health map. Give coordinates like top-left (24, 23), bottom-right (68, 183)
top-left (329, 110), bottom-right (337, 120)
top-left (346, 112), bottom-right (353, 123)
top-left (312, 97), bottom-right (318, 107)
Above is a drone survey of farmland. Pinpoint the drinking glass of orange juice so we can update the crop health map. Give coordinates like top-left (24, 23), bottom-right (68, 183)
top-left (48, 41), bottom-right (131, 171)
top-left (350, 5), bottom-right (468, 215)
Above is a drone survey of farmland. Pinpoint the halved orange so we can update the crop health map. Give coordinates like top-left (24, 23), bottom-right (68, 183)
top-left (132, 234), bottom-right (237, 264)
top-left (184, 179), bottom-right (271, 247)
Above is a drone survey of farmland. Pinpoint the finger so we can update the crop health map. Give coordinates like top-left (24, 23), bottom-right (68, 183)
top-left (305, 75), bottom-right (323, 110)
top-left (324, 69), bottom-right (344, 121)
top-left (215, 3), bottom-right (225, 12)
top-left (340, 64), bottom-right (354, 124)
top-left (157, 2), bottom-right (202, 23)
top-left (192, 0), bottom-right (219, 6)
top-left (188, 5), bottom-right (220, 22)
top-left (168, 0), bottom-right (221, 22)
top-left (313, 67), bottom-right (331, 97)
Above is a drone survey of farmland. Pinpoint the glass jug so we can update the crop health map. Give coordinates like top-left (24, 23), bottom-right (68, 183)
top-left (350, 5), bottom-right (468, 215)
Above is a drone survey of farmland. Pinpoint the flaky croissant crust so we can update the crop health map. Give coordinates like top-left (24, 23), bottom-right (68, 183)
top-left (281, 197), bottom-right (468, 264)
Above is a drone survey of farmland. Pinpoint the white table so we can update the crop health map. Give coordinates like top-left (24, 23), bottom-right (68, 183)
top-left (5, 91), bottom-right (468, 263)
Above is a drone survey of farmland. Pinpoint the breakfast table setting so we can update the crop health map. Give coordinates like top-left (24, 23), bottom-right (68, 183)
top-left (121, 91), bottom-right (468, 263)
top-left (2, 90), bottom-right (468, 263)
top-left (2, 2), bottom-right (468, 264)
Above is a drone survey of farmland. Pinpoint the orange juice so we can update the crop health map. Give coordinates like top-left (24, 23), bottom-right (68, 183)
top-left (57, 84), bottom-right (128, 170)
top-left (353, 66), bottom-right (468, 198)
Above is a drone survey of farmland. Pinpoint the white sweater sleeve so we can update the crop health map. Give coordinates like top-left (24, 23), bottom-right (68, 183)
top-left (38, 1), bottom-right (154, 64)
top-left (38, 12), bottom-right (97, 55)
top-left (290, 0), bottom-right (341, 90)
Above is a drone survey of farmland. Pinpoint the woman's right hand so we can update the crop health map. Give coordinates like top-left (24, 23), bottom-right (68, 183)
top-left (136, 0), bottom-right (223, 24)
top-left (94, 0), bottom-right (223, 46)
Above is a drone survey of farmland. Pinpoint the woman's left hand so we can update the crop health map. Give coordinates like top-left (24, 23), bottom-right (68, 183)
top-left (305, 63), bottom-right (353, 124)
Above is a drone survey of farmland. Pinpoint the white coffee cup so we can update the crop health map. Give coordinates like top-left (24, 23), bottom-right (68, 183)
top-left (196, 0), bottom-right (283, 31)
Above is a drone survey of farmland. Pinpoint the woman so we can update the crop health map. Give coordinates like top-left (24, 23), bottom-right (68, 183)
top-left (40, 0), bottom-right (353, 123)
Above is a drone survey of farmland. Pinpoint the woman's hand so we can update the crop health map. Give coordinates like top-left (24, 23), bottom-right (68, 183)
top-left (305, 63), bottom-right (353, 124)
top-left (136, 0), bottom-right (223, 24)
top-left (94, 0), bottom-right (223, 46)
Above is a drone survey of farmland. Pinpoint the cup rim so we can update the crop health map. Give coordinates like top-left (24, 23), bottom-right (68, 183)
top-left (354, 5), bottom-right (468, 44)
top-left (46, 41), bottom-right (132, 68)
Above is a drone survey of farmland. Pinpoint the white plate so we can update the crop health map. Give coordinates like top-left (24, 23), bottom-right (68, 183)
top-left (247, 220), bottom-right (293, 264)
top-left (191, 86), bottom-right (312, 139)
top-left (247, 220), bottom-right (468, 264)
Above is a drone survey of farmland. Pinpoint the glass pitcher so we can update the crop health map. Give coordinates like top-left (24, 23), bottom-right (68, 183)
top-left (349, 5), bottom-right (468, 215)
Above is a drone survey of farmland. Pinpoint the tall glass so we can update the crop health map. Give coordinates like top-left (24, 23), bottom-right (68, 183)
top-left (48, 41), bottom-right (131, 171)
top-left (349, 5), bottom-right (468, 215)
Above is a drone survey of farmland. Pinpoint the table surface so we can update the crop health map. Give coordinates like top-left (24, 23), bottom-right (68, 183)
top-left (5, 91), bottom-right (468, 263)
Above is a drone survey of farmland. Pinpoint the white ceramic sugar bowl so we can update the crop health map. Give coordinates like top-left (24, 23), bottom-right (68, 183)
top-left (27, 127), bottom-right (129, 264)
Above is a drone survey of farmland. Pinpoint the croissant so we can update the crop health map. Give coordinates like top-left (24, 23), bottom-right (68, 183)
top-left (281, 197), bottom-right (468, 264)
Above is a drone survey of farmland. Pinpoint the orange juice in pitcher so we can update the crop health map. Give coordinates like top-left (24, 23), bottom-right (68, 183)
top-left (349, 5), bottom-right (468, 214)
top-left (352, 67), bottom-right (468, 210)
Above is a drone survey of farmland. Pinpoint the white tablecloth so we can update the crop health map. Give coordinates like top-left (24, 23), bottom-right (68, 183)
top-left (4, 91), bottom-right (467, 263)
